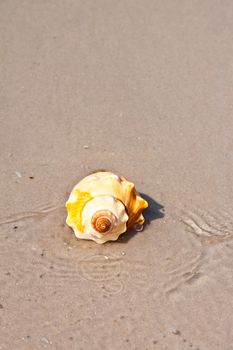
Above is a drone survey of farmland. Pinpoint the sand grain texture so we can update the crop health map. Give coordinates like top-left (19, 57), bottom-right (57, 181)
top-left (1, 1), bottom-right (233, 349)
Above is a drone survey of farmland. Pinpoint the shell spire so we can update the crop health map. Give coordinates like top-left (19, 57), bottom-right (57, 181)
top-left (91, 210), bottom-right (116, 234)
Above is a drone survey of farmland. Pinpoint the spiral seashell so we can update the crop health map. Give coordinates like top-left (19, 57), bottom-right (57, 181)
top-left (91, 210), bottom-right (116, 233)
top-left (66, 171), bottom-right (148, 244)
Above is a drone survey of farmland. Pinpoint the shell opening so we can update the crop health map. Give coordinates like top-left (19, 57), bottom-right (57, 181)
top-left (91, 210), bottom-right (117, 234)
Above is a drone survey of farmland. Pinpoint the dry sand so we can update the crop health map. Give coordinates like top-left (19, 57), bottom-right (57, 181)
top-left (1, 1), bottom-right (233, 349)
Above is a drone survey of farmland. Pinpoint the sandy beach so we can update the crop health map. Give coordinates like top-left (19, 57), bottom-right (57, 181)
top-left (1, 1), bottom-right (233, 349)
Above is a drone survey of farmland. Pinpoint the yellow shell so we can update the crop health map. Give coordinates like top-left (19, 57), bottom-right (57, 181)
top-left (66, 171), bottom-right (148, 244)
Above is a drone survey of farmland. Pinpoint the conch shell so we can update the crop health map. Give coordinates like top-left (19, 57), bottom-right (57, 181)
top-left (66, 171), bottom-right (148, 244)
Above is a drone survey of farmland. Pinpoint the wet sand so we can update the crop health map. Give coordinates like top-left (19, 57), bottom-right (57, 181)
top-left (1, 1), bottom-right (233, 349)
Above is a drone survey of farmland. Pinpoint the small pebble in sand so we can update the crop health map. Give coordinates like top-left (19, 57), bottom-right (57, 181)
top-left (134, 223), bottom-right (144, 232)
top-left (83, 145), bottom-right (89, 149)
top-left (15, 171), bottom-right (22, 178)
top-left (40, 336), bottom-right (52, 345)
top-left (41, 337), bottom-right (49, 344)
top-left (121, 251), bottom-right (126, 256)
top-left (171, 329), bottom-right (181, 336)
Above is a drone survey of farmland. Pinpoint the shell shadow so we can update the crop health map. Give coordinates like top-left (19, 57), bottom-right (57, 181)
top-left (117, 193), bottom-right (165, 244)
top-left (140, 193), bottom-right (165, 223)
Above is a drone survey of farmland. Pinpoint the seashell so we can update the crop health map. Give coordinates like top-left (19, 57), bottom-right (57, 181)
top-left (66, 171), bottom-right (148, 244)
